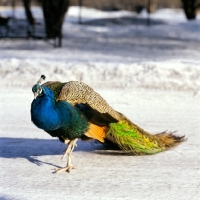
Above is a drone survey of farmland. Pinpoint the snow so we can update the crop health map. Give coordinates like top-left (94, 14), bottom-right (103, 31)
top-left (1, 59), bottom-right (200, 91)
top-left (0, 6), bottom-right (200, 200)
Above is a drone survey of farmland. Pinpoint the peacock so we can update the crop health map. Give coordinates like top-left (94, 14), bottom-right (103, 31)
top-left (31, 75), bottom-right (185, 173)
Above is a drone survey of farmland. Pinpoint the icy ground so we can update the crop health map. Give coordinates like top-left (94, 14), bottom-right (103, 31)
top-left (0, 6), bottom-right (200, 200)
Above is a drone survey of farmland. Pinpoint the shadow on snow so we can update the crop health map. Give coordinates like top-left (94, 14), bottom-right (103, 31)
top-left (0, 137), bottom-right (106, 167)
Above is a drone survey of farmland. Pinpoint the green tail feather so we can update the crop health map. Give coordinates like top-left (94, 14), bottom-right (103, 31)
top-left (106, 120), bottom-right (164, 155)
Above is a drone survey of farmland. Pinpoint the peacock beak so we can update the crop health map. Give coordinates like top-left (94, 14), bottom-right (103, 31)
top-left (34, 92), bottom-right (38, 99)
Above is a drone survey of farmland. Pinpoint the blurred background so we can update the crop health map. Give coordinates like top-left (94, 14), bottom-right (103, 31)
top-left (0, 0), bottom-right (200, 47)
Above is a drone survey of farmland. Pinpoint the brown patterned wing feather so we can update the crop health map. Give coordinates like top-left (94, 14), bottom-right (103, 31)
top-left (57, 81), bottom-right (121, 120)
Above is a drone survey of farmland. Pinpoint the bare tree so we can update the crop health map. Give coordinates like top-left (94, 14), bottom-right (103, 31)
top-left (181, 0), bottom-right (197, 20)
top-left (41, 0), bottom-right (69, 45)
top-left (22, 0), bottom-right (35, 25)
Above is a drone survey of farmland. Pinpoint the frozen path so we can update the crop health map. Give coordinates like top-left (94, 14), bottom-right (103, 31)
top-left (0, 88), bottom-right (199, 200)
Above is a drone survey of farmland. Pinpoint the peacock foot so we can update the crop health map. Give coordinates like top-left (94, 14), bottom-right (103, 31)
top-left (55, 164), bottom-right (77, 173)
top-left (55, 139), bottom-right (78, 174)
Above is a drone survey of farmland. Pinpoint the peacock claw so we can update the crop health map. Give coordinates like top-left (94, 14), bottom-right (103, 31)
top-left (55, 165), bottom-right (77, 173)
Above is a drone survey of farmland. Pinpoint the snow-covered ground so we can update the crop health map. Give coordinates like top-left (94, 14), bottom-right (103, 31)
top-left (0, 6), bottom-right (200, 200)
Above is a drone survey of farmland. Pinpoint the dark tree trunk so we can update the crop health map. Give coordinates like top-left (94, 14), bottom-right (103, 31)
top-left (22, 0), bottom-right (35, 25)
top-left (181, 0), bottom-right (197, 20)
top-left (146, 0), bottom-right (157, 14)
top-left (41, 0), bottom-right (69, 39)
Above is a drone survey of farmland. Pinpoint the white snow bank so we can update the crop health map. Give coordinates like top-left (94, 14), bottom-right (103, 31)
top-left (0, 59), bottom-right (199, 91)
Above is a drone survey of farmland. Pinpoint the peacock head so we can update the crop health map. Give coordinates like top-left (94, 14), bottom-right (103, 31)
top-left (32, 75), bottom-right (46, 99)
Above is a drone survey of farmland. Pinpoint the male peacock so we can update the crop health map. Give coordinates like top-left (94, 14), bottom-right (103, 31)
top-left (31, 75), bottom-right (185, 173)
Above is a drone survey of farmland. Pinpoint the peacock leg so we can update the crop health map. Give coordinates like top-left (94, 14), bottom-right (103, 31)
top-left (60, 139), bottom-right (70, 160)
top-left (55, 138), bottom-right (78, 173)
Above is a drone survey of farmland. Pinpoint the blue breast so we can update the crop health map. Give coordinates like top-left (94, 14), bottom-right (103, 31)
top-left (31, 87), bottom-right (69, 131)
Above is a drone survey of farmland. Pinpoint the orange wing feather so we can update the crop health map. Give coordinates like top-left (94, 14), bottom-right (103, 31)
top-left (85, 123), bottom-right (108, 143)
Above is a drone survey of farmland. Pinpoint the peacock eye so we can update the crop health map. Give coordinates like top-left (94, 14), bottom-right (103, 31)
top-left (39, 87), bottom-right (42, 93)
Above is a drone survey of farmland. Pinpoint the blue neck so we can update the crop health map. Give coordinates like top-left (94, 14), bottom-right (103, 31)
top-left (31, 87), bottom-right (66, 131)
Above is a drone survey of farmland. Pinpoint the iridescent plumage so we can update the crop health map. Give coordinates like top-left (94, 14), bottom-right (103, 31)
top-left (31, 75), bottom-right (185, 173)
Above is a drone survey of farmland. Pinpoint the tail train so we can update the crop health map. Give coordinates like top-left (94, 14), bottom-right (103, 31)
top-left (106, 116), bottom-right (185, 155)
